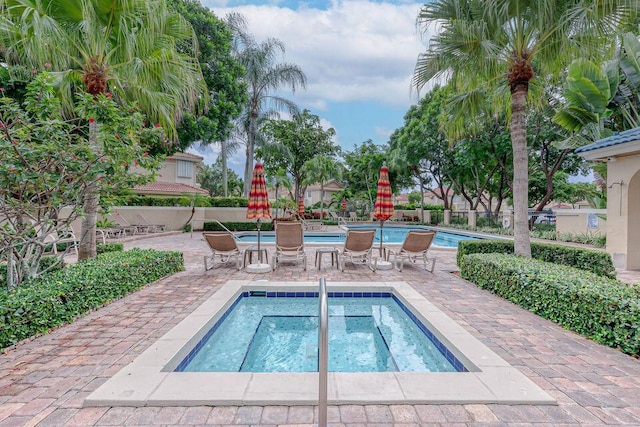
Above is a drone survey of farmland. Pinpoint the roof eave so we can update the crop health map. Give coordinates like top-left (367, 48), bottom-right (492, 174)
top-left (577, 140), bottom-right (640, 161)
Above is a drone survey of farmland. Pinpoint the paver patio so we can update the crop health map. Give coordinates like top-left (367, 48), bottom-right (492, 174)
top-left (1, 232), bottom-right (639, 426)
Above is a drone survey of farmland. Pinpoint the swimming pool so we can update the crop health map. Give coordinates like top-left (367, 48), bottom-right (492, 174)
top-left (86, 281), bottom-right (554, 406)
top-left (177, 293), bottom-right (464, 373)
top-left (234, 225), bottom-right (481, 247)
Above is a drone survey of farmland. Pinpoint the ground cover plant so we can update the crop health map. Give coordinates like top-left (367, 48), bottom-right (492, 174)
top-left (457, 240), bottom-right (615, 278)
top-left (0, 249), bottom-right (183, 349)
top-left (459, 253), bottom-right (639, 357)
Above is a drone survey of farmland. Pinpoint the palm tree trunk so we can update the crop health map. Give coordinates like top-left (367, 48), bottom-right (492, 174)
top-left (320, 183), bottom-right (324, 222)
top-left (510, 84), bottom-right (531, 257)
top-left (244, 111), bottom-right (258, 197)
top-left (78, 120), bottom-right (99, 260)
top-left (221, 140), bottom-right (228, 197)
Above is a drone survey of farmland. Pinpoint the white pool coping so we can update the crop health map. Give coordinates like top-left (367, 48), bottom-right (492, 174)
top-left (85, 281), bottom-right (555, 406)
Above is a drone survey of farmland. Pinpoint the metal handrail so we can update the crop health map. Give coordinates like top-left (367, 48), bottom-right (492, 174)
top-left (318, 277), bottom-right (328, 427)
top-left (208, 219), bottom-right (240, 239)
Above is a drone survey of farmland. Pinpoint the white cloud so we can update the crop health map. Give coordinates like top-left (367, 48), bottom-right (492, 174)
top-left (374, 125), bottom-right (393, 139)
top-left (208, 1), bottom-right (429, 108)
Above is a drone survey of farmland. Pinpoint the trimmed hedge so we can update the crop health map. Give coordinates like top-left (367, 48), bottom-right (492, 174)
top-left (96, 242), bottom-right (124, 254)
top-left (456, 240), bottom-right (615, 278)
top-left (203, 221), bottom-right (273, 232)
top-left (115, 195), bottom-right (248, 208)
top-left (0, 249), bottom-right (184, 349)
top-left (459, 253), bottom-right (639, 356)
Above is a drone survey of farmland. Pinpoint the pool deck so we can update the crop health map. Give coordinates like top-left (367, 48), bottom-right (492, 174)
top-left (1, 231), bottom-right (639, 426)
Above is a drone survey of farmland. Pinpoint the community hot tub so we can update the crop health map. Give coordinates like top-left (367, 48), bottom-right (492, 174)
top-left (85, 281), bottom-right (554, 406)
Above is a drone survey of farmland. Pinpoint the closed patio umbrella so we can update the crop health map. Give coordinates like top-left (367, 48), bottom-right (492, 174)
top-left (246, 162), bottom-right (272, 272)
top-left (373, 163), bottom-right (394, 260)
top-left (298, 194), bottom-right (305, 217)
top-left (341, 197), bottom-right (347, 213)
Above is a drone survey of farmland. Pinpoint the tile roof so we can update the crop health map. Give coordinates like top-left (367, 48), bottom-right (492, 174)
top-left (170, 152), bottom-right (204, 161)
top-left (133, 182), bottom-right (209, 195)
top-left (575, 127), bottom-right (640, 154)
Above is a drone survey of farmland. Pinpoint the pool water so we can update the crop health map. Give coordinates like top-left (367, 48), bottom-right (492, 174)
top-left (177, 294), bottom-right (464, 373)
top-left (234, 226), bottom-right (480, 247)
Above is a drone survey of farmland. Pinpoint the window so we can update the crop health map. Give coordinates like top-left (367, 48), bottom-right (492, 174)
top-left (307, 191), bottom-right (312, 197)
top-left (177, 160), bottom-right (192, 178)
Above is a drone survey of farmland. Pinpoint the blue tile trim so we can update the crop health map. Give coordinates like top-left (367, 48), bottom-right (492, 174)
top-left (391, 295), bottom-right (468, 372)
top-left (176, 291), bottom-right (466, 372)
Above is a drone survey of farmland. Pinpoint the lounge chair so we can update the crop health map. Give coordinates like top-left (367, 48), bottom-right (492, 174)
top-left (108, 213), bottom-right (141, 235)
top-left (348, 211), bottom-right (358, 221)
top-left (133, 212), bottom-right (166, 232)
top-left (203, 232), bottom-right (244, 270)
top-left (43, 228), bottom-right (78, 256)
top-left (272, 222), bottom-right (307, 270)
top-left (338, 229), bottom-right (377, 271)
top-left (385, 230), bottom-right (436, 272)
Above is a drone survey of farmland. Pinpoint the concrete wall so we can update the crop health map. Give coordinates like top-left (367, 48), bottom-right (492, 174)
top-left (606, 155), bottom-right (640, 269)
top-left (555, 209), bottom-right (606, 235)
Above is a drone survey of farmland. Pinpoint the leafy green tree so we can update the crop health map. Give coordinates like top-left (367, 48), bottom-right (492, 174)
top-left (198, 158), bottom-right (243, 197)
top-left (258, 109), bottom-right (339, 202)
top-left (0, 0), bottom-right (206, 260)
top-left (342, 140), bottom-right (386, 209)
top-left (229, 20), bottom-right (307, 196)
top-left (301, 155), bottom-right (342, 220)
top-left (0, 75), bottom-right (161, 288)
top-left (413, 0), bottom-right (632, 256)
top-left (168, 0), bottom-right (247, 172)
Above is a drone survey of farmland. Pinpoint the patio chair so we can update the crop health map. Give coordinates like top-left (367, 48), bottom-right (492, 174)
top-left (348, 211), bottom-right (358, 221)
top-left (43, 227), bottom-right (79, 256)
top-left (108, 213), bottom-right (144, 235)
top-left (329, 211), bottom-right (340, 221)
top-left (203, 232), bottom-right (244, 271)
top-left (272, 222), bottom-right (307, 270)
top-left (132, 212), bottom-right (166, 233)
top-left (385, 230), bottom-right (436, 272)
top-left (338, 229), bottom-right (377, 271)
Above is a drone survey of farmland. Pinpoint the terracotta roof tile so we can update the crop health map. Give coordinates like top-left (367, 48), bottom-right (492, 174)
top-left (171, 152), bottom-right (204, 161)
top-left (133, 182), bottom-right (209, 195)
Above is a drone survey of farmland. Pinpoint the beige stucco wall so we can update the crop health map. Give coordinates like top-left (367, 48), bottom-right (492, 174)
top-left (606, 155), bottom-right (640, 269)
top-left (555, 209), bottom-right (606, 235)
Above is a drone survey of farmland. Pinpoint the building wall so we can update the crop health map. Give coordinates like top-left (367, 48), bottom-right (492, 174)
top-left (606, 155), bottom-right (640, 269)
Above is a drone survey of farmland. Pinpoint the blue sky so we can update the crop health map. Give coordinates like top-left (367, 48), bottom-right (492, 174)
top-left (191, 0), bottom-right (428, 173)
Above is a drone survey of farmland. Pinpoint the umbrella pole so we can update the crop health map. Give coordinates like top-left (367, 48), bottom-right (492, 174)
top-left (379, 220), bottom-right (384, 257)
top-left (257, 218), bottom-right (262, 263)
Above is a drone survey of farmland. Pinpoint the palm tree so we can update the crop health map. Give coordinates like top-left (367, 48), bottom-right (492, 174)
top-left (301, 156), bottom-right (342, 222)
top-left (266, 168), bottom-right (292, 219)
top-left (413, 0), bottom-right (633, 256)
top-left (0, 0), bottom-right (206, 259)
top-left (233, 36), bottom-right (307, 196)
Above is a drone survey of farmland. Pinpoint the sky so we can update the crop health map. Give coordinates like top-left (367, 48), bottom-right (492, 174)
top-left (189, 0), bottom-right (430, 174)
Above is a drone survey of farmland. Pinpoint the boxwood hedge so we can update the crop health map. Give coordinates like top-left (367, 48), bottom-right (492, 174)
top-left (459, 253), bottom-right (639, 356)
top-left (457, 240), bottom-right (616, 278)
top-left (0, 248), bottom-right (184, 349)
top-left (203, 221), bottom-right (273, 231)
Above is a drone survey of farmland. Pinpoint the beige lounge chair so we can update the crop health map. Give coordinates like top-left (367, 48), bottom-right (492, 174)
top-left (43, 228), bottom-right (78, 256)
top-left (385, 230), bottom-right (436, 272)
top-left (133, 212), bottom-right (166, 232)
top-left (203, 232), bottom-right (243, 270)
top-left (108, 213), bottom-right (141, 235)
top-left (272, 222), bottom-right (307, 270)
top-left (338, 229), bottom-right (377, 271)
top-left (348, 211), bottom-right (358, 221)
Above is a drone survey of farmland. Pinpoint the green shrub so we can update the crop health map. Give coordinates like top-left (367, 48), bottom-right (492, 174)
top-left (0, 256), bottom-right (65, 289)
top-left (209, 197), bottom-right (248, 207)
top-left (0, 249), bottom-right (184, 349)
top-left (96, 242), bottom-right (124, 254)
top-left (459, 253), bottom-right (639, 356)
top-left (203, 221), bottom-right (274, 232)
top-left (456, 239), bottom-right (615, 278)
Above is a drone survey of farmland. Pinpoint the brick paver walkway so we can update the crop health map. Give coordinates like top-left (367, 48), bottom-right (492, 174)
top-left (1, 232), bottom-right (639, 426)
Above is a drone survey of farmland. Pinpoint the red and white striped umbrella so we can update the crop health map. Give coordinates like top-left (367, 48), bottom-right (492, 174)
top-left (374, 163), bottom-right (394, 256)
top-left (246, 163), bottom-right (271, 265)
top-left (341, 197), bottom-right (347, 211)
top-left (298, 194), bottom-right (305, 217)
top-left (246, 163), bottom-right (271, 221)
top-left (374, 163), bottom-right (394, 221)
